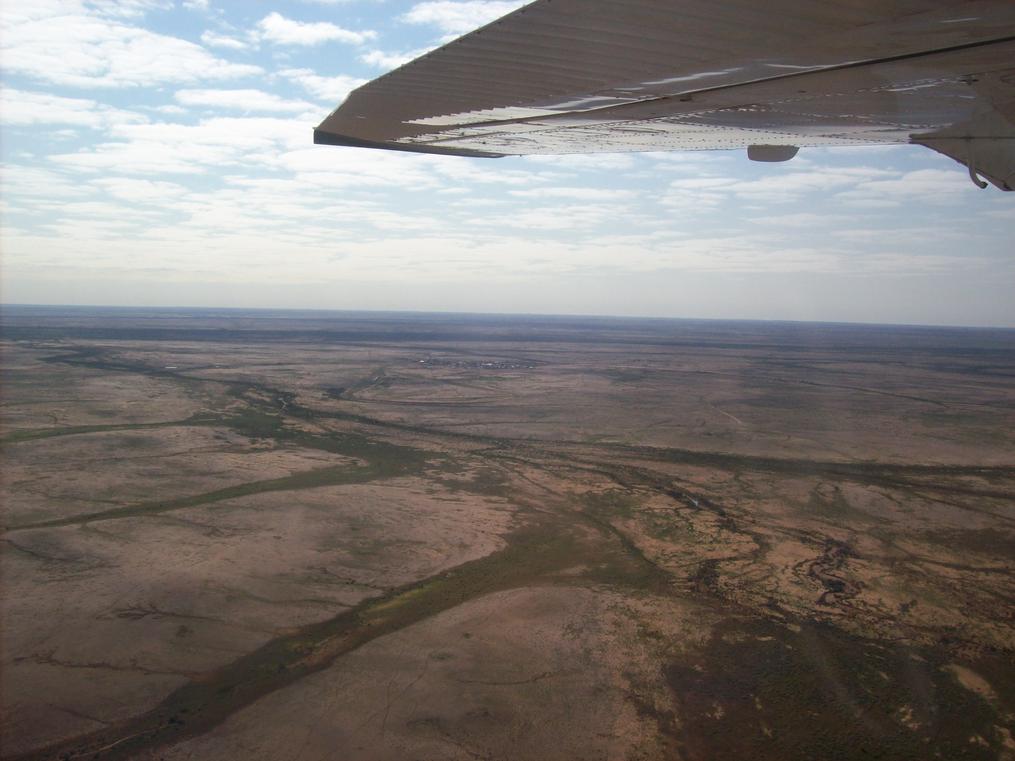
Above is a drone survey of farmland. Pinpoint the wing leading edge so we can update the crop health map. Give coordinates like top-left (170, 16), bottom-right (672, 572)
top-left (314, 0), bottom-right (1015, 190)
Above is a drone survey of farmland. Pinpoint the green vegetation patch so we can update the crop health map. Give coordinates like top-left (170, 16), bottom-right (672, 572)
top-left (433, 465), bottom-right (511, 497)
top-left (6, 423), bottom-right (428, 533)
top-left (7, 463), bottom-right (384, 531)
top-left (665, 617), bottom-right (1011, 761)
top-left (920, 527), bottom-right (1015, 559)
top-left (802, 482), bottom-right (883, 527)
top-left (0, 414), bottom-right (223, 445)
top-left (598, 368), bottom-right (652, 384)
top-left (582, 489), bottom-right (640, 519)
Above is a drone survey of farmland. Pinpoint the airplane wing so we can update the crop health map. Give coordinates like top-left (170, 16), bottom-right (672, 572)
top-left (314, 0), bottom-right (1015, 190)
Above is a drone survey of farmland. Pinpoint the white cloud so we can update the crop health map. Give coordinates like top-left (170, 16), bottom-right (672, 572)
top-left (175, 88), bottom-right (320, 114)
top-left (151, 104), bottom-right (188, 115)
top-left (0, 88), bottom-right (147, 129)
top-left (88, 0), bottom-right (172, 19)
top-left (522, 154), bottom-right (637, 171)
top-left (496, 203), bottom-right (635, 231)
top-left (0, 2), bottom-right (260, 88)
top-left (255, 12), bottom-right (375, 46)
top-left (836, 168), bottom-right (972, 206)
top-left (268, 147), bottom-right (450, 190)
top-left (200, 30), bottom-right (248, 50)
top-left (30, 202), bottom-right (168, 230)
top-left (183, 0), bottom-right (210, 10)
top-left (730, 167), bottom-right (895, 203)
top-left (0, 165), bottom-right (94, 201)
top-left (747, 212), bottom-right (851, 228)
top-left (50, 116), bottom-right (313, 175)
top-left (401, 1), bottom-right (528, 35)
top-left (279, 68), bottom-right (365, 102)
top-left (832, 226), bottom-right (965, 247)
top-left (658, 166), bottom-right (903, 209)
top-left (359, 47), bottom-right (432, 69)
top-left (660, 176), bottom-right (736, 213)
top-left (92, 177), bottom-right (190, 203)
top-left (508, 187), bottom-right (636, 201)
top-left (423, 156), bottom-right (555, 186)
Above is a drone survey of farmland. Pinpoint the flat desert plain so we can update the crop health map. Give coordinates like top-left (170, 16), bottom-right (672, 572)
top-left (1, 306), bottom-right (1014, 760)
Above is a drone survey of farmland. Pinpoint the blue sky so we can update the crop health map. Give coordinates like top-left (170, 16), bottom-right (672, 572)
top-left (2, 0), bottom-right (1013, 326)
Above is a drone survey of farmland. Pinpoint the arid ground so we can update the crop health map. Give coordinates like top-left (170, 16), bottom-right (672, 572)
top-left (2, 306), bottom-right (1014, 760)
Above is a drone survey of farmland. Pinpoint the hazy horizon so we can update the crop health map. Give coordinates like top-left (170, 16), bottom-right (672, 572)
top-left (4, 300), bottom-right (1015, 332)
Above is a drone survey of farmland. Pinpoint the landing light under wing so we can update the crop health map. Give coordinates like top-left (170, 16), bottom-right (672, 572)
top-left (315, 0), bottom-right (1015, 191)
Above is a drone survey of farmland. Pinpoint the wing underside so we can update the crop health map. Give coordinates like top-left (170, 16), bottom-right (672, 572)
top-left (315, 0), bottom-right (1015, 190)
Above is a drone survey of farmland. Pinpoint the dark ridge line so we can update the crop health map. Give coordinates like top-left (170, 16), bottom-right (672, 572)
top-left (2, 460), bottom-right (411, 534)
top-left (0, 415), bottom-right (222, 445)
